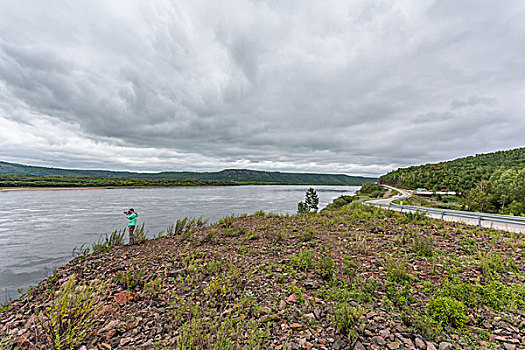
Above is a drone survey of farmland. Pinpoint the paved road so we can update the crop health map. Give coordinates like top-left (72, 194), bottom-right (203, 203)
top-left (367, 186), bottom-right (412, 206)
top-left (364, 186), bottom-right (525, 234)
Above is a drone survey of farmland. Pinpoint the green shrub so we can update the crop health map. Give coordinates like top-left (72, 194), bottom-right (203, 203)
top-left (144, 278), bottom-right (162, 296)
top-left (171, 217), bottom-right (207, 238)
top-left (426, 296), bottom-right (467, 329)
top-left (331, 302), bottom-right (362, 337)
top-left (477, 251), bottom-right (517, 279)
top-left (357, 182), bottom-right (385, 197)
top-left (219, 214), bottom-right (236, 228)
top-left (435, 278), bottom-right (525, 311)
top-left (413, 235), bottom-right (434, 257)
top-left (92, 228), bottom-right (125, 252)
top-left (290, 250), bottom-right (315, 272)
top-left (322, 195), bottom-right (357, 212)
top-left (317, 255), bottom-right (335, 280)
top-left (37, 275), bottom-right (106, 350)
top-left (199, 228), bottom-right (218, 243)
top-left (342, 256), bottom-right (357, 278)
top-left (133, 222), bottom-right (149, 244)
top-left (297, 201), bottom-right (308, 214)
top-left (72, 243), bottom-right (90, 258)
top-left (114, 270), bottom-right (146, 290)
top-left (385, 281), bottom-right (413, 310)
top-left (402, 211), bottom-right (427, 223)
top-left (172, 300), bottom-right (270, 349)
top-left (361, 277), bottom-right (378, 302)
top-left (298, 230), bottom-right (316, 242)
top-left (369, 190), bottom-right (382, 198)
top-left (386, 260), bottom-right (411, 283)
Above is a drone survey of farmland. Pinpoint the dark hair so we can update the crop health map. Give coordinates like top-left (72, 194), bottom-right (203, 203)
top-left (129, 208), bottom-right (134, 212)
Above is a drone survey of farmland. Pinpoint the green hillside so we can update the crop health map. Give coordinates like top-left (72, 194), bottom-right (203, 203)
top-left (0, 161), bottom-right (376, 186)
top-left (379, 147), bottom-right (525, 215)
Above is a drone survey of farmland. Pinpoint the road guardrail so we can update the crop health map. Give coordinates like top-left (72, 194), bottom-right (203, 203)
top-left (365, 201), bottom-right (525, 228)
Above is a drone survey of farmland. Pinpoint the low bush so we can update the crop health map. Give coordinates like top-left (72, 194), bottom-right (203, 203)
top-left (92, 228), bottom-right (125, 252)
top-left (386, 260), bottom-right (411, 283)
top-left (172, 301), bottom-right (270, 349)
top-left (114, 269), bottom-right (146, 290)
top-left (413, 235), bottom-right (434, 257)
top-left (436, 278), bottom-right (525, 311)
top-left (317, 255), bottom-right (335, 280)
top-left (172, 217), bottom-right (207, 237)
top-left (322, 195), bottom-right (357, 212)
top-left (357, 182), bottom-right (386, 197)
top-left (426, 296), bottom-right (467, 329)
top-left (133, 222), bottom-right (149, 244)
top-left (342, 256), bottom-right (357, 278)
top-left (298, 230), bottom-right (316, 242)
top-left (477, 251), bottom-right (517, 279)
top-left (37, 275), bottom-right (106, 349)
top-left (219, 214), bottom-right (236, 228)
top-left (331, 302), bottom-right (363, 338)
top-left (290, 250), bottom-right (315, 272)
top-left (402, 211), bottom-right (427, 223)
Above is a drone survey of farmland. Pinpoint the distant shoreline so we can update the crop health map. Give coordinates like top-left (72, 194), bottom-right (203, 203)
top-left (0, 186), bottom-right (171, 192)
top-left (0, 185), bottom-right (247, 192)
top-left (0, 183), bottom-right (359, 192)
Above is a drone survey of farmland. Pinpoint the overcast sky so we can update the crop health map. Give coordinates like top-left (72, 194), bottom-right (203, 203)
top-left (0, 1), bottom-right (523, 176)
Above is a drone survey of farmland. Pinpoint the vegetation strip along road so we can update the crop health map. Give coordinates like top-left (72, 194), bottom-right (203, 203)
top-left (365, 186), bottom-right (525, 233)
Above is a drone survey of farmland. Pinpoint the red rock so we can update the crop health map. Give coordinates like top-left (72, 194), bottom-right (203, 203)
top-left (106, 328), bottom-right (117, 341)
top-left (98, 304), bottom-right (119, 315)
top-left (354, 342), bottom-right (366, 350)
top-left (114, 291), bottom-right (138, 304)
top-left (120, 337), bottom-right (133, 346)
top-left (285, 294), bottom-right (298, 303)
top-left (99, 320), bottom-right (121, 333)
top-left (426, 342), bottom-right (437, 350)
top-left (289, 323), bottom-right (302, 329)
top-left (415, 337), bottom-right (426, 349)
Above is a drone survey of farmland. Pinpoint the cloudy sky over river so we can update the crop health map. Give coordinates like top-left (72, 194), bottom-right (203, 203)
top-left (0, 1), bottom-right (523, 176)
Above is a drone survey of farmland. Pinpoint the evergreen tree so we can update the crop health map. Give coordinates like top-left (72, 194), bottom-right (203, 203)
top-left (305, 187), bottom-right (319, 212)
top-left (297, 201), bottom-right (308, 214)
top-left (297, 187), bottom-right (319, 214)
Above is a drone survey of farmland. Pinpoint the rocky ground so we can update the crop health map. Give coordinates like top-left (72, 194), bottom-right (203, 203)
top-left (1, 203), bottom-right (524, 349)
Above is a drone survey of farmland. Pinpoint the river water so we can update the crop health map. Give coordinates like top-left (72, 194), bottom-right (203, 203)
top-left (0, 185), bottom-right (358, 302)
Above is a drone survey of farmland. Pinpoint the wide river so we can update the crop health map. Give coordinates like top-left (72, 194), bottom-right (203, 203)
top-left (0, 185), bottom-right (358, 302)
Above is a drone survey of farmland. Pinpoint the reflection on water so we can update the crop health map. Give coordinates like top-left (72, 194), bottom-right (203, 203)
top-left (0, 185), bottom-right (358, 301)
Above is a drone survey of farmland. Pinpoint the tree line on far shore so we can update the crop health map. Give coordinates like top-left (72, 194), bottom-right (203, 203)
top-left (0, 174), bottom-right (249, 188)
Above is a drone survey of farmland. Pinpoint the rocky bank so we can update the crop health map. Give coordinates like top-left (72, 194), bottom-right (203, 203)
top-left (1, 203), bottom-right (524, 349)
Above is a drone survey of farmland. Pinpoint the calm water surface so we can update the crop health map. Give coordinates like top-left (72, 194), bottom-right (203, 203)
top-left (0, 185), bottom-right (358, 301)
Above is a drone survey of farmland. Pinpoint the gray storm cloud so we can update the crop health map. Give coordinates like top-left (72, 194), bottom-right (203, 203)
top-left (0, 0), bottom-right (524, 176)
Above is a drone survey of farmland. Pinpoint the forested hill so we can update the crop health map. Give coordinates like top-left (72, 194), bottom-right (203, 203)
top-left (379, 147), bottom-right (525, 215)
top-left (0, 161), bottom-right (376, 185)
top-left (379, 147), bottom-right (524, 192)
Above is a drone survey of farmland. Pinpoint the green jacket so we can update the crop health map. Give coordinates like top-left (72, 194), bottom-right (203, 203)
top-left (127, 212), bottom-right (138, 226)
